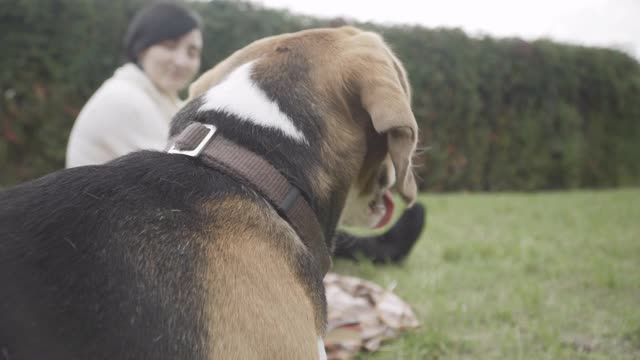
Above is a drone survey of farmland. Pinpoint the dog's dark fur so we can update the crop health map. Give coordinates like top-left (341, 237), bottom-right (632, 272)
top-left (0, 27), bottom-right (418, 359)
top-left (1, 153), bottom-right (220, 359)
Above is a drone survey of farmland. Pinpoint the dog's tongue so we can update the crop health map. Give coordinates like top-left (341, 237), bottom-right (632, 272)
top-left (374, 191), bottom-right (395, 229)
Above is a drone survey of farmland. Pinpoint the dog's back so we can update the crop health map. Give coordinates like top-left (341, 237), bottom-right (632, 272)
top-left (0, 151), bottom-right (321, 359)
top-left (1, 153), bottom-right (206, 359)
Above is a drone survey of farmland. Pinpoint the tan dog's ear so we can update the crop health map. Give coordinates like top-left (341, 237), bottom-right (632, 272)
top-left (354, 43), bottom-right (418, 205)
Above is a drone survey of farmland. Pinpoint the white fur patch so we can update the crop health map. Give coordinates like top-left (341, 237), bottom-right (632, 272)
top-left (198, 61), bottom-right (307, 144)
top-left (317, 337), bottom-right (327, 360)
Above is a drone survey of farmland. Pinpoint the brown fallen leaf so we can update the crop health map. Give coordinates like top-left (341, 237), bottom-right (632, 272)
top-left (324, 273), bottom-right (421, 359)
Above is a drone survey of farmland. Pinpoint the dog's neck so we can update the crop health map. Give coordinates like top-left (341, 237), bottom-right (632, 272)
top-left (167, 121), bottom-right (334, 274)
top-left (171, 69), bottom-right (363, 251)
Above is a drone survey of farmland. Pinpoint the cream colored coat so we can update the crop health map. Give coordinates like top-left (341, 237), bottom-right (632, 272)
top-left (66, 63), bottom-right (182, 168)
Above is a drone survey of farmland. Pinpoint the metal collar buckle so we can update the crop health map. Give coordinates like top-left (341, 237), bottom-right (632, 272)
top-left (168, 124), bottom-right (217, 157)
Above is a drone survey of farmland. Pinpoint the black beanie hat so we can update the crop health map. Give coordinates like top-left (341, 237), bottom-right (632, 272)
top-left (124, 1), bottom-right (202, 63)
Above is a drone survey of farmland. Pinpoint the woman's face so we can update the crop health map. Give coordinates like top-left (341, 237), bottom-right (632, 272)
top-left (139, 29), bottom-right (203, 96)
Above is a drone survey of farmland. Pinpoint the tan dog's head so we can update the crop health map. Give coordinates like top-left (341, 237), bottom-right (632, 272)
top-left (186, 26), bottom-right (418, 230)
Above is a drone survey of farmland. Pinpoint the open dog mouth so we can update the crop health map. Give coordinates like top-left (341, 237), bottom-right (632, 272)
top-left (369, 190), bottom-right (395, 229)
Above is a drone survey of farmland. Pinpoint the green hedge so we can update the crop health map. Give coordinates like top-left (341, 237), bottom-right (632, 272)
top-left (1, 0), bottom-right (639, 191)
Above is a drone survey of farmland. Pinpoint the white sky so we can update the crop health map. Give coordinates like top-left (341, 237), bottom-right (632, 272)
top-left (253, 0), bottom-right (640, 59)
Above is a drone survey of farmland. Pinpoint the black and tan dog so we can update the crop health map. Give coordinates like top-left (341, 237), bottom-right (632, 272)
top-left (0, 27), bottom-right (418, 359)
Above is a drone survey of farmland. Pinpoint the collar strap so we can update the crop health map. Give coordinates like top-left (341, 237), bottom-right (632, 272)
top-left (167, 122), bottom-right (332, 275)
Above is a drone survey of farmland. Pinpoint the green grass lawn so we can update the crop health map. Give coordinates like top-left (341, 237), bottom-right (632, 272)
top-left (334, 189), bottom-right (640, 360)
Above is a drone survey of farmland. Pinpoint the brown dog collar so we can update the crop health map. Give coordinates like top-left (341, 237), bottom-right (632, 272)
top-left (167, 122), bottom-right (332, 275)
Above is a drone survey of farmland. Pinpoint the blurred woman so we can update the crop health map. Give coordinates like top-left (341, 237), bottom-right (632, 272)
top-left (66, 1), bottom-right (202, 167)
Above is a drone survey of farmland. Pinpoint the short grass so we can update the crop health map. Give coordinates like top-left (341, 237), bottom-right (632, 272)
top-left (333, 189), bottom-right (640, 360)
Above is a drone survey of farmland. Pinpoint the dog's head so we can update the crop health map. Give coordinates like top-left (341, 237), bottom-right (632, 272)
top-left (185, 27), bottom-right (418, 231)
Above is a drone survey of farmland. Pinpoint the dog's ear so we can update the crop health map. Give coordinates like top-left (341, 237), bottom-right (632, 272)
top-left (353, 44), bottom-right (418, 205)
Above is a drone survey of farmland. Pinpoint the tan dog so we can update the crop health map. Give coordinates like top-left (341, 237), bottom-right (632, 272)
top-left (0, 26), bottom-right (417, 360)
top-left (178, 25), bottom-right (418, 359)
